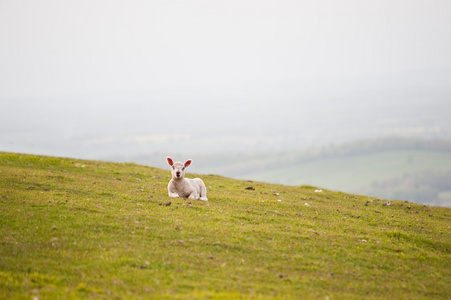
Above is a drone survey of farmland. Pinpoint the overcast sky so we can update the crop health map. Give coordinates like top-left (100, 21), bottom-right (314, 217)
top-left (1, 0), bottom-right (451, 99)
top-left (1, 0), bottom-right (451, 160)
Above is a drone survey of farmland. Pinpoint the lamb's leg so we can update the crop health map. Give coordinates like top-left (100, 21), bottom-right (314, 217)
top-left (192, 178), bottom-right (208, 201)
top-left (188, 192), bottom-right (200, 200)
top-left (168, 192), bottom-right (180, 198)
top-left (197, 179), bottom-right (208, 201)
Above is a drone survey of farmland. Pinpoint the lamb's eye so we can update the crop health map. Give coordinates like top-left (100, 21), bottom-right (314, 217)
top-left (182, 167), bottom-right (185, 170)
top-left (172, 166), bottom-right (174, 169)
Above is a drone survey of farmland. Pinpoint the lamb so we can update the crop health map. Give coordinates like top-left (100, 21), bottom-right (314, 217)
top-left (166, 156), bottom-right (208, 201)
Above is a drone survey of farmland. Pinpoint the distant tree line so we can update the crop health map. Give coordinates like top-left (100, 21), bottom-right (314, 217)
top-left (193, 137), bottom-right (451, 176)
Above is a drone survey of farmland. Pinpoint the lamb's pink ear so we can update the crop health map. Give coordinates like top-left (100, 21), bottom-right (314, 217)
top-left (166, 156), bottom-right (174, 166)
top-left (184, 159), bottom-right (192, 168)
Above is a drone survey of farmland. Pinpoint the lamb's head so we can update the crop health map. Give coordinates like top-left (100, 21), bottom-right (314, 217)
top-left (166, 157), bottom-right (192, 179)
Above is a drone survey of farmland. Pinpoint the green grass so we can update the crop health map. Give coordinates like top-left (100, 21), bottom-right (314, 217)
top-left (1, 152), bottom-right (450, 299)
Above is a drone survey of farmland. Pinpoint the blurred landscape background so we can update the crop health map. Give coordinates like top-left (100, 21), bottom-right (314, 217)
top-left (1, 1), bottom-right (450, 206)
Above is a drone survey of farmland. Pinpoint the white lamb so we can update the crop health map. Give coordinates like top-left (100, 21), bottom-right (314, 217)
top-left (166, 157), bottom-right (208, 201)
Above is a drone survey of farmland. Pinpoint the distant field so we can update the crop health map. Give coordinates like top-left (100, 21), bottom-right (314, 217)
top-left (240, 150), bottom-right (451, 189)
top-left (238, 150), bottom-right (451, 206)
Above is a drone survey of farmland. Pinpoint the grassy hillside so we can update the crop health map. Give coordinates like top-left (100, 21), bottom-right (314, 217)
top-left (1, 152), bottom-right (450, 299)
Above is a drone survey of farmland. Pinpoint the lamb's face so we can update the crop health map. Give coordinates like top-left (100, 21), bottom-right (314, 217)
top-left (171, 162), bottom-right (186, 179)
top-left (167, 157), bottom-right (192, 179)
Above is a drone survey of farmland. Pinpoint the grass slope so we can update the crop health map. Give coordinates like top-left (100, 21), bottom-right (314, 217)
top-left (1, 152), bottom-right (450, 299)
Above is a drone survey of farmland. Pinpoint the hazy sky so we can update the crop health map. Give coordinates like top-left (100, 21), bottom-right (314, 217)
top-left (1, 0), bottom-right (451, 160)
top-left (1, 0), bottom-right (451, 99)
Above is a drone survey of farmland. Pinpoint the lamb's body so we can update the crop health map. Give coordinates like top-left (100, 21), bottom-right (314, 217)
top-left (168, 177), bottom-right (208, 200)
top-left (166, 157), bottom-right (208, 201)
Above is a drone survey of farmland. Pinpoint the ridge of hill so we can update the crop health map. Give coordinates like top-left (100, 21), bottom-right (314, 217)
top-left (115, 138), bottom-right (451, 207)
top-left (0, 152), bottom-right (450, 299)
